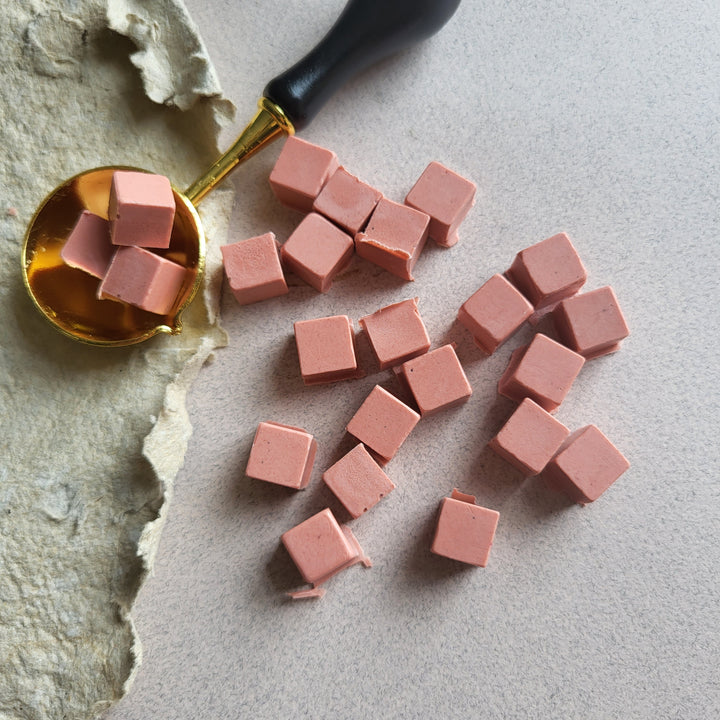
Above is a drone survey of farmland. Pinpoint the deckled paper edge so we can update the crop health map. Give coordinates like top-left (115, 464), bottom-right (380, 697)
top-left (106, 0), bottom-right (234, 699)
top-left (121, 318), bottom-right (228, 694)
top-left (106, 0), bottom-right (235, 126)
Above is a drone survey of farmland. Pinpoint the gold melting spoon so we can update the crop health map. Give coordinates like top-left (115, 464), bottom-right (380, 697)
top-left (22, 0), bottom-right (461, 346)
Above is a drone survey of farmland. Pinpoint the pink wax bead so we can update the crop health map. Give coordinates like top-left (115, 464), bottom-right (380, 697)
top-left (98, 245), bottom-right (186, 315)
top-left (553, 285), bottom-right (630, 359)
top-left (220, 232), bottom-right (288, 305)
top-left (312, 167), bottom-right (383, 235)
top-left (498, 333), bottom-right (585, 413)
top-left (323, 443), bottom-right (395, 518)
top-left (346, 385), bottom-right (420, 463)
top-left (543, 425), bottom-right (630, 504)
top-left (269, 136), bottom-right (339, 212)
top-left (488, 398), bottom-right (570, 476)
top-left (281, 213), bottom-right (354, 292)
top-left (398, 344), bottom-right (472, 416)
top-left (431, 489), bottom-right (499, 567)
top-left (404, 161), bottom-right (476, 248)
top-left (293, 314), bottom-right (361, 385)
top-left (245, 421), bottom-right (317, 490)
top-left (108, 171), bottom-right (176, 248)
top-left (281, 508), bottom-right (371, 589)
top-left (457, 274), bottom-right (534, 354)
top-left (506, 232), bottom-right (587, 310)
top-left (355, 198), bottom-right (429, 281)
top-left (359, 297), bottom-right (431, 370)
top-left (60, 210), bottom-right (114, 279)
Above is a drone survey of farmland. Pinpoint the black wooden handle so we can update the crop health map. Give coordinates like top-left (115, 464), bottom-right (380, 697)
top-left (263, 0), bottom-right (462, 130)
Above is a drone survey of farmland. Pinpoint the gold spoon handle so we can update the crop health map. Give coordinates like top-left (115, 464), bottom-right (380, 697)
top-left (185, 0), bottom-right (461, 206)
top-left (184, 98), bottom-right (294, 205)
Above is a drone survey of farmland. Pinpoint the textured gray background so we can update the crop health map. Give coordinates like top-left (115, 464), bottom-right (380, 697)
top-left (106, 1), bottom-right (719, 718)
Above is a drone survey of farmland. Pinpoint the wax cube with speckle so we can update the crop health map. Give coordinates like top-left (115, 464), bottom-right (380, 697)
top-left (245, 421), bottom-right (317, 489)
top-left (553, 285), bottom-right (630, 359)
top-left (323, 444), bottom-right (395, 518)
top-left (431, 489), bottom-right (499, 566)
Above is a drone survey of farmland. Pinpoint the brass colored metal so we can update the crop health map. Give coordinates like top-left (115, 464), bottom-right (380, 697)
top-left (21, 96), bottom-right (294, 347)
top-left (185, 98), bottom-right (295, 204)
top-left (22, 167), bottom-right (205, 346)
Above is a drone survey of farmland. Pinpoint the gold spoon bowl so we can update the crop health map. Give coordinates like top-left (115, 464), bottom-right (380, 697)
top-left (22, 167), bottom-right (204, 346)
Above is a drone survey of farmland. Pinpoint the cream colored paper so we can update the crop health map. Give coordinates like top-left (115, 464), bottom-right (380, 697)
top-left (0, 1), bottom-right (232, 717)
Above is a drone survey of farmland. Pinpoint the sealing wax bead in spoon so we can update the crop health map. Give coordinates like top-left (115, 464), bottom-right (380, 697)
top-left (22, 0), bottom-right (462, 346)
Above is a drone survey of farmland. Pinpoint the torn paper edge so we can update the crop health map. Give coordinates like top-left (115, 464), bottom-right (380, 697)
top-left (121, 318), bottom-right (228, 696)
top-left (105, 0), bottom-right (235, 701)
top-left (106, 0), bottom-right (235, 129)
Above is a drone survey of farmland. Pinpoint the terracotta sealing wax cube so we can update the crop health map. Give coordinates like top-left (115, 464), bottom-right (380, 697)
top-left (269, 136), bottom-right (339, 212)
top-left (498, 333), bottom-right (585, 413)
top-left (281, 508), bottom-right (370, 587)
top-left (431, 489), bottom-right (499, 567)
top-left (506, 232), bottom-right (587, 310)
top-left (312, 167), bottom-right (383, 235)
top-left (221, 232), bottom-right (288, 305)
top-left (108, 171), bottom-right (176, 248)
top-left (354, 198), bottom-right (429, 281)
top-left (404, 161), bottom-right (476, 247)
top-left (553, 285), bottom-right (630, 359)
top-left (399, 345), bottom-right (472, 416)
top-left (323, 443), bottom-right (395, 518)
top-left (60, 210), bottom-right (114, 279)
top-left (245, 421), bottom-right (317, 490)
top-left (281, 213), bottom-right (354, 292)
top-left (293, 315), bottom-right (361, 385)
top-left (346, 385), bottom-right (420, 463)
top-left (98, 245), bottom-right (186, 315)
top-left (458, 274), bottom-right (534, 354)
top-left (489, 398), bottom-right (570, 476)
top-left (359, 297), bottom-right (431, 370)
top-left (543, 425), bottom-right (630, 504)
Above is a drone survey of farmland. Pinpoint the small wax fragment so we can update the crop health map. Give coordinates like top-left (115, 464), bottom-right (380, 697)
top-left (60, 210), bottom-right (114, 279)
top-left (281, 213), bottom-right (354, 292)
top-left (312, 167), bottom-right (383, 234)
top-left (323, 443), bottom-right (395, 518)
top-left (489, 398), bottom-right (570, 476)
top-left (355, 198), bottom-right (429, 281)
top-left (293, 315), bottom-right (361, 385)
top-left (281, 508), bottom-right (371, 587)
top-left (506, 232), bottom-right (587, 310)
top-left (398, 345), bottom-right (472, 416)
top-left (269, 136), bottom-right (339, 212)
top-left (553, 285), bottom-right (630, 359)
top-left (404, 161), bottom-right (476, 247)
top-left (431, 489), bottom-right (499, 566)
top-left (287, 587), bottom-right (326, 600)
top-left (359, 297), bottom-right (431, 370)
top-left (108, 171), bottom-right (175, 248)
top-left (457, 274), bottom-right (534, 354)
top-left (543, 425), bottom-right (630, 504)
top-left (98, 245), bottom-right (186, 315)
top-left (498, 333), bottom-right (584, 413)
top-left (346, 385), bottom-right (420, 463)
top-left (221, 232), bottom-right (288, 305)
top-left (245, 421), bottom-right (317, 490)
